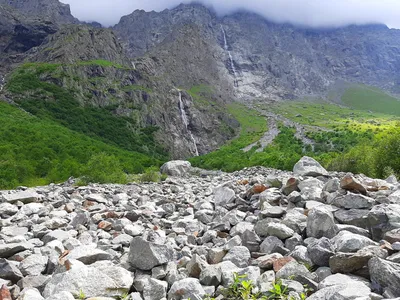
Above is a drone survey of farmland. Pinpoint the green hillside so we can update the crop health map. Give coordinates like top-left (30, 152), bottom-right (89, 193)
top-left (0, 101), bottom-right (163, 189)
top-left (6, 62), bottom-right (167, 159)
top-left (342, 85), bottom-right (400, 116)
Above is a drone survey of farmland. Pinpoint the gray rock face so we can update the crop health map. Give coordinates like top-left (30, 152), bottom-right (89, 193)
top-left (0, 242), bottom-right (33, 258)
top-left (0, 258), bottom-right (23, 283)
top-left (143, 278), bottom-right (168, 300)
top-left (368, 204), bottom-right (400, 240)
top-left (331, 231), bottom-right (377, 252)
top-left (307, 206), bottom-right (338, 239)
top-left (128, 236), bottom-right (175, 270)
top-left (334, 209), bottom-right (369, 229)
top-left (307, 238), bottom-right (335, 267)
top-left (293, 156), bottom-right (328, 177)
top-left (369, 257), bottom-right (400, 297)
top-left (329, 246), bottom-right (387, 274)
top-left (114, 3), bottom-right (400, 101)
top-left (160, 161), bottom-right (191, 176)
top-left (20, 254), bottom-right (48, 276)
top-left (222, 246), bottom-right (250, 267)
top-left (0, 0), bottom-right (79, 24)
top-left (43, 264), bottom-right (133, 298)
top-left (214, 186), bottom-right (235, 207)
top-left (168, 278), bottom-right (206, 300)
top-left (65, 244), bottom-right (113, 265)
top-left (332, 193), bottom-right (375, 209)
top-left (1, 190), bottom-right (41, 204)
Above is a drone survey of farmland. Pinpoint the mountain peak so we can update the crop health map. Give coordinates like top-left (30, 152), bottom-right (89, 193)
top-left (0, 0), bottom-right (79, 24)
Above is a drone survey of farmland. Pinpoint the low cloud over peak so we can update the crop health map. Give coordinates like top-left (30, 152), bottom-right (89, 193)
top-left (61, 0), bottom-right (400, 29)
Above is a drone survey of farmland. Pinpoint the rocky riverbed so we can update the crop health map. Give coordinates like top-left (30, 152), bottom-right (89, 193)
top-left (0, 157), bottom-right (400, 300)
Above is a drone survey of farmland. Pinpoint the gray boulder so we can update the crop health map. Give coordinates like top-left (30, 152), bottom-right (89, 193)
top-left (20, 254), bottom-right (48, 276)
top-left (367, 204), bottom-right (400, 240)
top-left (307, 238), bottom-right (335, 267)
top-left (222, 246), bottom-right (250, 267)
top-left (1, 190), bottom-right (41, 204)
top-left (160, 160), bottom-right (191, 176)
top-left (65, 244), bottom-right (112, 265)
top-left (331, 231), bottom-right (377, 252)
top-left (43, 264), bottom-right (133, 298)
top-left (293, 156), bottom-right (328, 177)
top-left (168, 278), bottom-right (205, 300)
top-left (142, 278), bottom-right (168, 300)
top-left (369, 257), bottom-right (400, 297)
top-left (307, 206), bottom-right (338, 239)
top-left (128, 236), bottom-right (175, 270)
top-left (214, 186), bottom-right (235, 207)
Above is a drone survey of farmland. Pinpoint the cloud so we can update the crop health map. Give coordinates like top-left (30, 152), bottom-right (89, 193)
top-left (60, 0), bottom-right (400, 29)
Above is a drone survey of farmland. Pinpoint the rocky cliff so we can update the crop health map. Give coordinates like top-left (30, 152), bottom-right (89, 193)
top-left (114, 4), bottom-right (400, 100)
top-left (1, 22), bottom-right (238, 158)
top-left (0, 157), bottom-right (399, 299)
top-left (0, 0), bottom-right (79, 24)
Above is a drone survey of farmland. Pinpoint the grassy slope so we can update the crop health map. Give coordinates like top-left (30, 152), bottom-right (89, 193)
top-left (0, 101), bottom-right (162, 189)
top-left (342, 85), bottom-right (400, 116)
top-left (6, 62), bottom-right (167, 158)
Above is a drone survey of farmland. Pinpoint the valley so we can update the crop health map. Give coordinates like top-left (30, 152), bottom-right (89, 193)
top-left (0, 0), bottom-right (400, 189)
top-left (1, 1), bottom-right (400, 300)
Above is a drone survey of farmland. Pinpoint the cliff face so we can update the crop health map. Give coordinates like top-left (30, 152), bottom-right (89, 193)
top-left (113, 4), bottom-right (400, 100)
top-left (1, 23), bottom-right (238, 158)
top-left (0, 0), bottom-right (79, 24)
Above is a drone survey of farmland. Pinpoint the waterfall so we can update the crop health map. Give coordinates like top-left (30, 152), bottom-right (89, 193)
top-left (131, 61), bottom-right (136, 70)
top-left (179, 91), bottom-right (199, 156)
top-left (220, 25), bottom-right (238, 87)
top-left (0, 76), bottom-right (4, 92)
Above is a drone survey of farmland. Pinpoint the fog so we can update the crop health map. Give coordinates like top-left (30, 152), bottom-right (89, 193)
top-left (61, 0), bottom-right (400, 29)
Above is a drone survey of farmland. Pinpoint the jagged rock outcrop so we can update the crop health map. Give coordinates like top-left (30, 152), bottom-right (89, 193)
top-left (113, 3), bottom-right (400, 100)
top-left (0, 157), bottom-right (399, 299)
top-left (0, 0), bottom-right (79, 25)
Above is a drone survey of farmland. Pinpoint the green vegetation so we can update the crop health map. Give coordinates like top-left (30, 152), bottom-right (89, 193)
top-left (342, 84), bottom-right (400, 116)
top-left (0, 101), bottom-right (162, 189)
top-left (6, 62), bottom-right (167, 158)
top-left (0, 60), bottom-right (169, 189)
top-left (190, 103), bottom-right (268, 171)
top-left (76, 59), bottom-right (128, 69)
top-left (188, 84), bottom-right (218, 108)
top-left (204, 273), bottom-right (310, 300)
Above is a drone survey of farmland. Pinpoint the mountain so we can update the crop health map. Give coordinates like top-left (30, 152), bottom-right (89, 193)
top-left (113, 4), bottom-right (400, 100)
top-left (0, 0), bottom-right (79, 24)
top-left (1, 0), bottom-right (400, 188)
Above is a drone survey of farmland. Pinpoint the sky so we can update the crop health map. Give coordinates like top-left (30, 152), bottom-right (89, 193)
top-left (61, 0), bottom-right (400, 29)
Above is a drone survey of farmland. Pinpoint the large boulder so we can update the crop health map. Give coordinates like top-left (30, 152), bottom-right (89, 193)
top-left (367, 204), bottom-right (400, 240)
top-left (168, 278), bottom-right (206, 300)
top-left (293, 156), bottom-right (328, 177)
top-left (369, 257), bottom-right (400, 297)
top-left (307, 206), bottom-right (338, 239)
top-left (331, 231), bottom-right (377, 252)
top-left (128, 237), bottom-right (175, 270)
top-left (160, 160), bottom-right (191, 176)
top-left (308, 275), bottom-right (371, 300)
top-left (43, 264), bottom-right (133, 298)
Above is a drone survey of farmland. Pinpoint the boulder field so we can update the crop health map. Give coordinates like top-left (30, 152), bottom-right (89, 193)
top-left (0, 157), bottom-right (399, 299)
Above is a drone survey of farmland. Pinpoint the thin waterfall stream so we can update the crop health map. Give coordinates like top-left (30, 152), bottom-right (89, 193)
top-left (178, 91), bottom-right (199, 156)
top-left (220, 25), bottom-right (238, 87)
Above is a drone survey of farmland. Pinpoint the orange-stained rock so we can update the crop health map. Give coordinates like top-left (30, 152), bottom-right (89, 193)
top-left (273, 256), bottom-right (295, 272)
top-left (0, 285), bottom-right (12, 300)
top-left (340, 174), bottom-right (367, 195)
top-left (253, 185), bottom-right (268, 194)
top-left (98, 220), bottom-right (112, 231)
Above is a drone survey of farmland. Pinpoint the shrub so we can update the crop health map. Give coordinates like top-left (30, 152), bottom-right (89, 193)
top-left (83, 153), bottom-right (128, 184)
